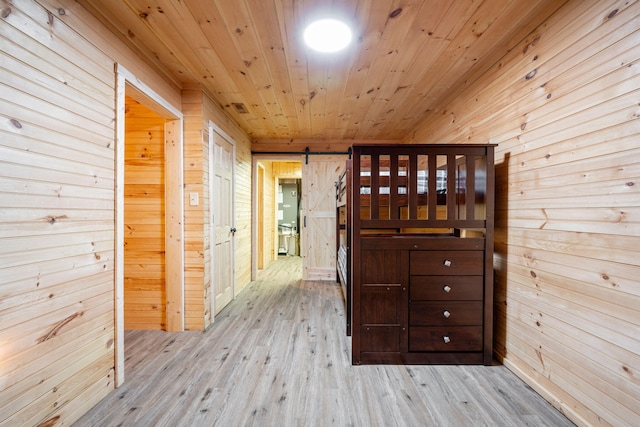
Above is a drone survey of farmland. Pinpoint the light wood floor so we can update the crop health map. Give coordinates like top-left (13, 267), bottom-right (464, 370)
top-left (74, 256), bottom-right (574, 427)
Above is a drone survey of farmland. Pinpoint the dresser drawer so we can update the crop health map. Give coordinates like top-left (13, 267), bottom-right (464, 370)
top-left (410, 251), bottom-right (484, 275)
top-left (410, 301), bottom-right (483, 326)
top-left (410, 276), bottom-right (483, 300)
top-left (410, 326), bottom-right (483, 351)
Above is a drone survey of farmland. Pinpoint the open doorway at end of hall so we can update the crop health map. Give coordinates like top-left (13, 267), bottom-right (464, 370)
top-left (276, 178), bottom-right (301, 258)
top-left (253, 159), bottom-right (302, 279)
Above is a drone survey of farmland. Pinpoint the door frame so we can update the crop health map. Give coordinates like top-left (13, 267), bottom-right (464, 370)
top-left (208, 121), bottom-right (237, 320)
top-left (115, 64), bottom-right (184, 386)
top-left (251, 155), bottom-right (304, 281)
top-left (257, 164), bottom-right (265, 270)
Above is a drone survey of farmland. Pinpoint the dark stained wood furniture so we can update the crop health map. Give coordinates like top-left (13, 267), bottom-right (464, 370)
top-left (336, 160), bottom-right (352, 336)
top-left (348, 144), bottom-right (495, 365)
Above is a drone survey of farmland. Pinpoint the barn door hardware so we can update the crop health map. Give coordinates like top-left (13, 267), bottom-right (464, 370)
top-left (251, 147), bottom-right (352, 164)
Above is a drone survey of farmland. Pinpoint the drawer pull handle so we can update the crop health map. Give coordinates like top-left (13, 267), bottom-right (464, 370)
top-left (443, 336), bottom-right (451, 343)
top-left (443, 285), bottom-right (452, 293)
top-left (443, 259), bottom-right (452, 267)
top-left (443, 310), bottom-right (451, 318)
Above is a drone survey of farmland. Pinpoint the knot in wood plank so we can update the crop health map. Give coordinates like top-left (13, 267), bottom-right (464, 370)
top-left (38, 312), bottom-right (84, 343)
top-left (389, 8), bottom-right (403, 18)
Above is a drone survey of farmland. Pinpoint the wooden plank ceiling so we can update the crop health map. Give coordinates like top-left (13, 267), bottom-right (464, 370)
top-left (79, 0), bottom-right (564, 142)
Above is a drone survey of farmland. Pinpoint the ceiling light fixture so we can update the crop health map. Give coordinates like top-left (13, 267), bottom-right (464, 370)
top-left (303, 19), bottom-right (352, 53)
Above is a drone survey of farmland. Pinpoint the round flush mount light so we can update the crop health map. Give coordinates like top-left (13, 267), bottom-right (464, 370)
top-left (303, 19), bottom-right (352, 53)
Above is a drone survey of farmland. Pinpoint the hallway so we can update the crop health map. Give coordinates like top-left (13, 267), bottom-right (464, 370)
top-left (73, 257), bottom-right (573, 426)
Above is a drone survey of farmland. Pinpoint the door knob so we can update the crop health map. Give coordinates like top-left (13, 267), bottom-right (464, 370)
top-left (230, 227), bottom-right (237, 233)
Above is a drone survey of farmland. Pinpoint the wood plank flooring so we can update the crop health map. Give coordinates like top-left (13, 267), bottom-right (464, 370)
top-left (73, 256), bottom-right (574, 427)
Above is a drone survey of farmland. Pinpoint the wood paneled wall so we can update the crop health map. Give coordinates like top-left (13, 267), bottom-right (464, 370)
top-left (124, 96), bottom-right (166, 330)
top-left (406, 1), bottom-right (640, 425)
top-left (2, 0), bottom-right (253, 423)
top-left (182, 89), bottom-right (208, 330)
top-left (182, 89), bottom-right (254, 330)
top-left (272, 162), bottom-right (303, 179)
top-left (1, 1), bottom-right (118, 424)
top-left (1, 0), bottom-right (184, 424)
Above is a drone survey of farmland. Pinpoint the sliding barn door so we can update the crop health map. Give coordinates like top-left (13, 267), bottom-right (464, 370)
top-left (302, 156), bottom-right (343, 280)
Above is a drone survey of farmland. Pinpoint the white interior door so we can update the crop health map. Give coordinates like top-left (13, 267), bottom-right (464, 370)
top-left (211, 131), bottom-right (235, 315)
top-left (301, 155), bottom-right (343, 281)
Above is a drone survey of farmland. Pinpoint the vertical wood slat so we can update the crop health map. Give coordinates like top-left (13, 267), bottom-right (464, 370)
top-left (115, 68), bottom-right (126, 387)
top-left (409, 154), bottom-right (418, 219)
top-left (428, 154), bottom-right (437, 220)
top-left (353, 149), bottom-right (362, 225)
top-left (346, 159), bottom-right (353, 336)
top-left (164, 118), bottom-right (184, 332)
top-left (351, 148), bottom-right (362, 363)
top-left (483, 147), bottom-right (495, 365)
top-left (466, 155), bottom-right (476, 220)
top-left (389, 154), bottom-right (399, 220)
top-left (370, 155), bottom-right (380, 220)
top-left (446, 154), bottom-right (456, 220)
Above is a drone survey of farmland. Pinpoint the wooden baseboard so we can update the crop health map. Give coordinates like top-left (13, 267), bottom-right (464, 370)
top-left (502, 357), bottom-right (590, 427)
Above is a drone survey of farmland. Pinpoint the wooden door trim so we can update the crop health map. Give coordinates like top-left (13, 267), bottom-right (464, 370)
top-left (115, 64), bottom-right (184, 386)
top-left (257, 165), bottom-right (265, 270)
top-left (164, 119), bottom-right (185, 332)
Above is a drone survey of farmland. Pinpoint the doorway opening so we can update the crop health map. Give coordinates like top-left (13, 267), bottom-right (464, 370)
top-left (115, 65), bottom-right (184, 386)
top-left (123, 95), bottom-right (167, 331)
top-left (252, 154), bottom-right (344, 282)
top-left (277, 178), bottom-right (301, 257)
top-left (251, 157), bottom-right (303, 281)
